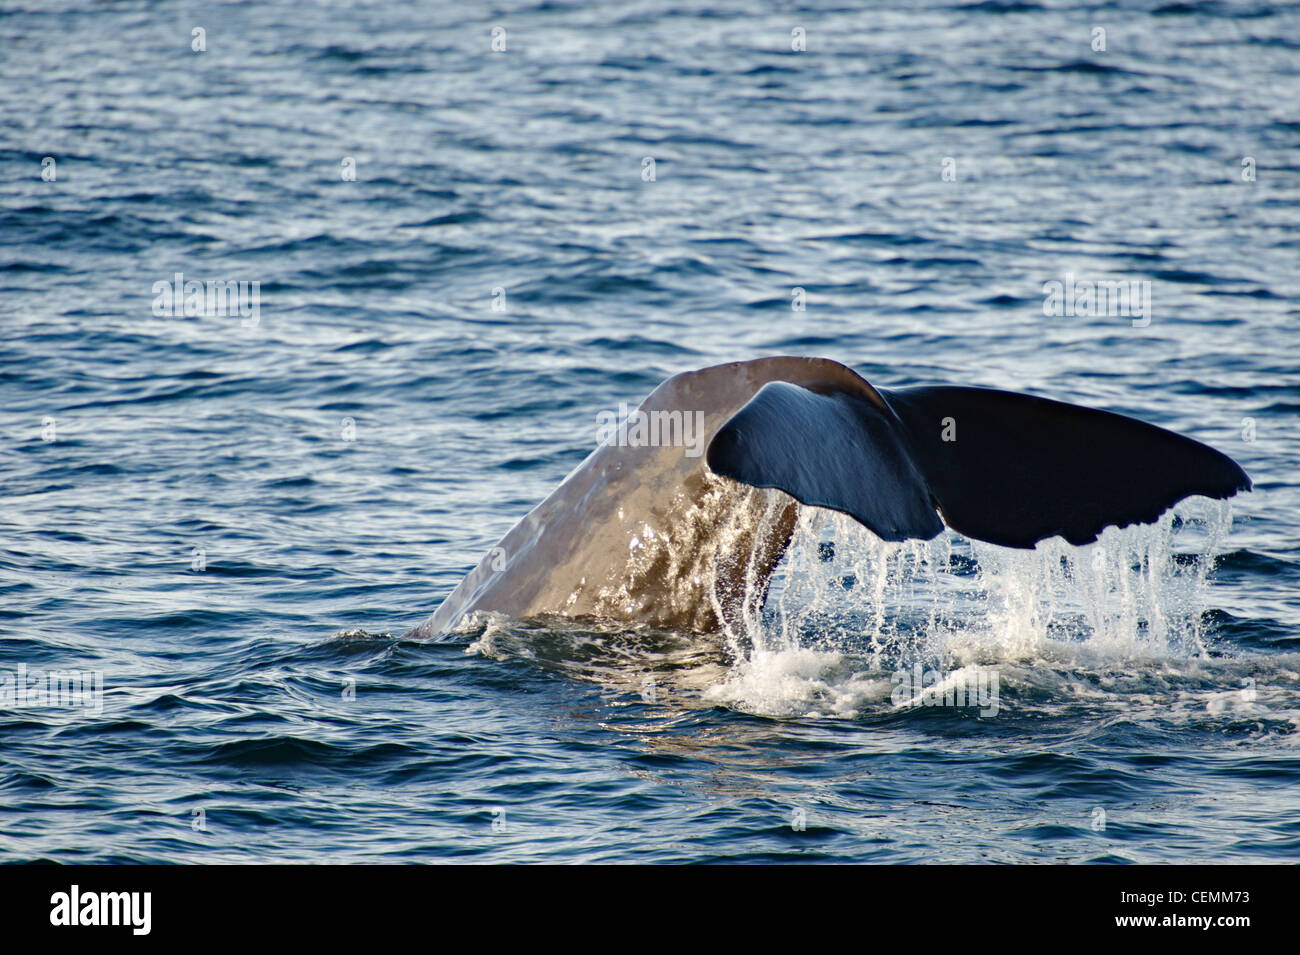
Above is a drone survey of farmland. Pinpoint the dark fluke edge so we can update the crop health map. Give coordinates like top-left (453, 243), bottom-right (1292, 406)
top-left (410, 357), bottom-right (1249, 638)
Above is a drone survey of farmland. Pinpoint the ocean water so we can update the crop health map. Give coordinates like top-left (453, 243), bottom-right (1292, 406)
top-left (2, 0), bottom-right (1298, 863)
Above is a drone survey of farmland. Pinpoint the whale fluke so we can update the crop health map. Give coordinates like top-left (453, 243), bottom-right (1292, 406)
top-left (410, 357), bottom-right (1250, 637)
top-left (708, 381), bottom-right (1252, 550)
top-left (704, 381), bottom-right (943, 543)
top-left (881, 386), bottom-right (1251, 547)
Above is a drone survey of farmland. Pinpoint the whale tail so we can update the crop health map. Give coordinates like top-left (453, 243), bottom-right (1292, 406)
top-left (706, 379), bottom-right (1251, 549)
top-left (412, 357), bottom-right (1253, 638)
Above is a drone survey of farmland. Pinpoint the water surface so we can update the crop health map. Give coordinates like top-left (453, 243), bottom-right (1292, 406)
top-left (1, 0), bottom-right (1298, 862)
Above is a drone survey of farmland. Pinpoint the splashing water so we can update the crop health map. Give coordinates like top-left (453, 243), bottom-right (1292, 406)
top-left (708, 498), bottom-right (1236, 718)
top-left (457, 488), bottom-right (1242, 723)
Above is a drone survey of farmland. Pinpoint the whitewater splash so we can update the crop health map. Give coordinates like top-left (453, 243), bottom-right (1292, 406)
top-left (707, 495), bottom-right (1236, 718)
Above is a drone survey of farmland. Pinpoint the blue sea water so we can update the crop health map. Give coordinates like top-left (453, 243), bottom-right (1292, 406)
top-left (2, 0), bottom-right (1299, 863)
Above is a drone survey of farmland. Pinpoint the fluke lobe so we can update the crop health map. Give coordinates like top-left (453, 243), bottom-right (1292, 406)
top-left (408, 357), bottom-right (1250, 638)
